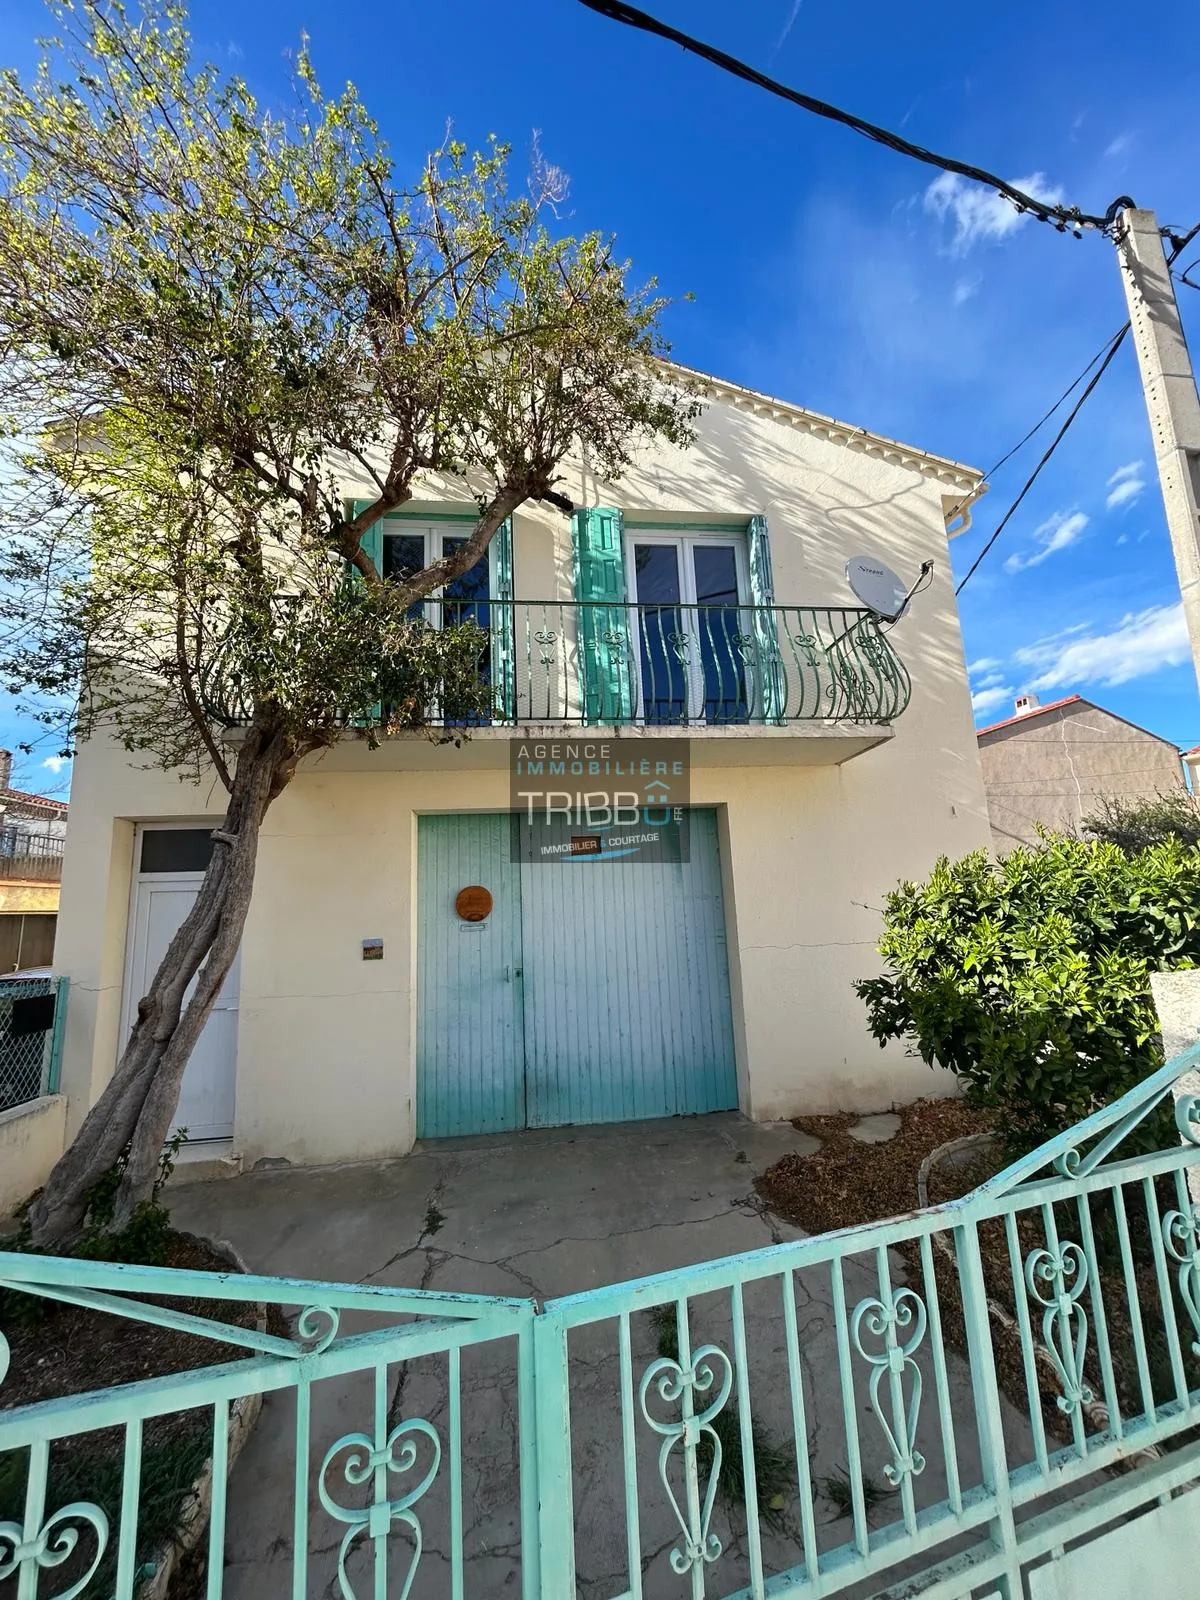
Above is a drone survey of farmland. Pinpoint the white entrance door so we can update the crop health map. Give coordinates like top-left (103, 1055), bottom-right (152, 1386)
top-left (121, 827), bottom-right (240, 1142)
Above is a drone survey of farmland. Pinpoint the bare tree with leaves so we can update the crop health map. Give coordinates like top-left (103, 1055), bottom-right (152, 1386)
top-left (0, 0), bottom-right (695, 1244)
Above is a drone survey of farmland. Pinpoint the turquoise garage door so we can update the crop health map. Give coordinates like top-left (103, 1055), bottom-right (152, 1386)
top-left (416, 810), bottom-right (738, 1136)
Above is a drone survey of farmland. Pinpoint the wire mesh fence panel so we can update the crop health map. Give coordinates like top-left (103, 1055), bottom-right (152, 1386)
top-left (0, 976), bottom-right (59, 1112)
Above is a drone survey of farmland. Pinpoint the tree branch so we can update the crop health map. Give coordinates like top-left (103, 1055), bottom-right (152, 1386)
top-left (392, 483), bottom-right (526, 607)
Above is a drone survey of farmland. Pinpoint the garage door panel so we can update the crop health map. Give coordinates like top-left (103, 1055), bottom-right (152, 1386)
top-left (521, 811), bottom-right (737, 1126)
top-left (416, 814), bottom-right (525, 1137)
top-left (522, 852), bottom-right (673, 1126)
top-left (680, 825), bottom-right (738, 1119)
top-left (417, 809), bottom-right (737, 1135)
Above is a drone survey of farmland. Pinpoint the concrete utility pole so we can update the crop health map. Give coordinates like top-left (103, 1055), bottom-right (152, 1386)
top-left (1114, 208), bottom-right (1200, 695)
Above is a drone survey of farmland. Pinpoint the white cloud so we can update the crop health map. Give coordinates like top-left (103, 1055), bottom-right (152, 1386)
top-left (972, 683), bottom-right (1014, 715)
top-left (1003, 509), bottom-right (1088, 574)
top-left (769, 0), bottom-right (802, 59)
top-left (924, 171), bottom-right (1065, 252)
top-left (1015, 602), bottom-right (1189, 691)
top-left (952, 276), bottom-right (980, 307)
top-left (41, 755), bottom-right (65, 774)
top-left (967, 656), bottom-right (1002, 676)
top-left (1106, 477), bottom-right (1144, 511)
top-left (1104, 133), bottom-right (1132, 158)
top-left (1105, 459), bottom-right (1146, 512)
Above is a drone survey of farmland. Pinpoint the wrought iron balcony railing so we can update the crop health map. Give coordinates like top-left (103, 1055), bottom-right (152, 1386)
top-left (200, 601), bottom-right (910, 730)
top-left (0, 829), bottom-right (64, 881)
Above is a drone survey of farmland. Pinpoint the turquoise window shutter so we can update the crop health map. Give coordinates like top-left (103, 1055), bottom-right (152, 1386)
top-left (357, 515), bottom-right (383, 577)
top-left (490, 516), bottom-right (515, 721)
top-left (747, 514), bottom-right (784, 724)
top-left (572, 507), bottom-right (632, 724)
top-left (349, 502), bottom-right (383, 726)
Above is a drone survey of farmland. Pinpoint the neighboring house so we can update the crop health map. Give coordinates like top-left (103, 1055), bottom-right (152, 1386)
top-left (977, 693), bottom-right (1185, 854)
top-left (53, 368), bottom-right (993, 1169)
top-left (0, 749), bottom-right (68, 971)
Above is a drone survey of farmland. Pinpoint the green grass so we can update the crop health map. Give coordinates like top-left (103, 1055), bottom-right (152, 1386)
top-left (646, 1305), bottom-right (794, 1533)
top-left (0, 1424), bottom-right (210, 1597)
top-left (819, 1463), bottom-right (893, 1522)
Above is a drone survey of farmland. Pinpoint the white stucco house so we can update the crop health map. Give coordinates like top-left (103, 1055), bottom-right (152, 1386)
top-left (41, 366), bottom-right (991, 1178)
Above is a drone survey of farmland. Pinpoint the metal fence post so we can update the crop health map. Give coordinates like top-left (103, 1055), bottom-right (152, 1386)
top-left (526, 1308), bottom-right (575, 1599)
top-left (954, 1219), bottom-right (1023, 1598)
top-left (518, 1311), bottom-right (539, 1600)
top-left (44, 974), bottom-right (69, 1095)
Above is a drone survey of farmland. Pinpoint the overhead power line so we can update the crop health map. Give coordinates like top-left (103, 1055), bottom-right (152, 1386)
top-left (574, 0), bottom-right (1200, 593)
top-left (971, 329), bottom-right (1128, 494)
top-left (954, 325), bottom-right (1130, 596)
top-left (953, 323), bottom-right (1132, 595)
top-left (576, 0), bottom-right (1134, 238)
top-left (942, 323), bottom-right (1127, 540)
top-left (955, 226), bottom-right (1199, 592)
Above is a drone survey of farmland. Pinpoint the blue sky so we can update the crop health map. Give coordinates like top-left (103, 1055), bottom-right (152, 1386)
top-left (1, 0), bottom-right (1199, 794)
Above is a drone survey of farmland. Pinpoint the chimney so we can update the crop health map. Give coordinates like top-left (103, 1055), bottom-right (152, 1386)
top-left (0, 750), bottom-right (11, 790)
top-left (1013, 693), bottom-right (1040, 718)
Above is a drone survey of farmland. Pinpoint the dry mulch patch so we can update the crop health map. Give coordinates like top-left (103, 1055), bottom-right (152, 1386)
top-left (2, 1232), bottom-right (262, 1410)
top-left (756, 1098), bottom-right (1198, 1447)
top-left (753, 1099), bottom-right (1089, 1445)
top-left (1, 1230), bottom-right (278, 1598)
top-left (755, 1097), bottom-right (996, 1236)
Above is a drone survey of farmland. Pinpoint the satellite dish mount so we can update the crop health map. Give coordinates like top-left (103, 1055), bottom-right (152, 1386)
top-left (845, 556), bottom-right (934, 626)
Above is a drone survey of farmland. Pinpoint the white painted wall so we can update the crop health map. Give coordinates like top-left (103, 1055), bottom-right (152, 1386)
top-left (52, 387), bottom-right (991, 1166)
top-left (0, 1095), bottom-right (67, 1214)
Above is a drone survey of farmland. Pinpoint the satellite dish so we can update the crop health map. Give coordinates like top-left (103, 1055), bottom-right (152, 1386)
top-left (846, 556), bottom-right (911, 624)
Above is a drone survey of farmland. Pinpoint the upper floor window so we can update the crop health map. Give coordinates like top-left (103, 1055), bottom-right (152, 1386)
top-left (625, 532), bottom-right (748, 610)
top-left (374, 517), bottom-right (515, 725)
top-left (624, 531), bottom-right (752, 724)
top-left (383, 524), bottom-right (494, 626)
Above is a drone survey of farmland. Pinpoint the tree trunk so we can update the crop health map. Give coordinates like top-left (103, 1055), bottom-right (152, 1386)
top-left (26, 722), bottom-right (297, 1246)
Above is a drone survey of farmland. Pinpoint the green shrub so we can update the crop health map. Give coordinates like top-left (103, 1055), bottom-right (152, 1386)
top-left (854, 834), bottom-right (1200, 1152)
top-left (68, 1126), bottom-right (188, 1266)
top-left (1082, 791), bottom-right (1200, 853)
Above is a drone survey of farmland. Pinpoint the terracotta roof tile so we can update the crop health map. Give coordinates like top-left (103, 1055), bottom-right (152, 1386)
top-left (975, 695), bottom-right (1083, 738)
top-left (0, 786), bottom-right (69, 812)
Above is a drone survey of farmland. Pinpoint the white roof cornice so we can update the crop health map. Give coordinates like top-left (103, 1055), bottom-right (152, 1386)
top-left (663, 360), bottom-right (985, 497)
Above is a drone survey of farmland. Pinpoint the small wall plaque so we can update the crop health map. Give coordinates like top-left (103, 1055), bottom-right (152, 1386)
top-left (362, 938), bottom-right (384, 961)
top-left (569, 835), bottom-right (602, 856)
top-left (455, 885), bottom-right (493, 922)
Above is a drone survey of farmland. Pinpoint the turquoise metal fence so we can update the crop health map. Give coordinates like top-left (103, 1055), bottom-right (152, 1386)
top-left (5, 1044), bottom-right (1200, 1597)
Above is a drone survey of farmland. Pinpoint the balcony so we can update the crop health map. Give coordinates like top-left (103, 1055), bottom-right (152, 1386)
top-left (203, 602), bottom-right (909, 767)
top-left (0, 829), bottom-right (64, 883)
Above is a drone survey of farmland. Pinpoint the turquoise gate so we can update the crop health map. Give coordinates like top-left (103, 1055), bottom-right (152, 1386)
top-left (5, 1045), bottom-right (1200, 1597)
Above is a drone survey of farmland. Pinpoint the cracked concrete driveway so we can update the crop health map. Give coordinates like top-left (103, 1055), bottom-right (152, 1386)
top-left (169, 1114), bottom-right (1028, 1599)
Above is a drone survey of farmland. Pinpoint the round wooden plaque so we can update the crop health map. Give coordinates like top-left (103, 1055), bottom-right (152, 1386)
top-left (455, 885), bottom-right (493, 922)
